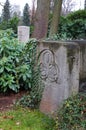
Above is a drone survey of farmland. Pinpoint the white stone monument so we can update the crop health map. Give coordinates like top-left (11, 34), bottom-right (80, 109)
top-left (18, 26), bottom-right (30, 43)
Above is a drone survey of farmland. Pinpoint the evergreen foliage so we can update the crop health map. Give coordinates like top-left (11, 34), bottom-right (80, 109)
top-left (0, 29), bottom-right (36, 93)
top-left (0, 16), bottom-right (20, 34)
top-left (67, 9), bottom-right (86, 21)
top-left (56, 93), bottom-right (86, 130)
top-left (2, 0), bottom-right (11, 21)
top-left (23, 3), bottom-right (30, 26)
top-left (58, 10), bottom-right (86, 39)
top-left (85, 0), bottom-right (86, 9)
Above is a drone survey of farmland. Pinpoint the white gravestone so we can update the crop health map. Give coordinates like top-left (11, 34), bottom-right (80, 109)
top-left (18, 26), bottom-right (30, 43)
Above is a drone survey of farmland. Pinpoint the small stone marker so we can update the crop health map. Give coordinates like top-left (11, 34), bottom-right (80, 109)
top-left (18, 26), bottom-right (30, 43)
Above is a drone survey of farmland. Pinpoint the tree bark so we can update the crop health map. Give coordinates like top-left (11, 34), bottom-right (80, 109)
top-left (31, 0), bottom-right (36, 25)
top-left (85, 0), bottom-right (86, 9)
top-left (49, 0), bottom-right (62, 37)
top-left (32, 0), bottom-right (50, 39)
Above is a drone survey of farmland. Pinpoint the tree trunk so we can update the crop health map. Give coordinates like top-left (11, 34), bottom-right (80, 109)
top-left (32, 0), bottom-right (50, 39)
top-left (49, 0), bottom-right (62, 37)
top-left (31, 0), bottom-right (36, 25)
top-left (85, 0), bottom-right (86, 9)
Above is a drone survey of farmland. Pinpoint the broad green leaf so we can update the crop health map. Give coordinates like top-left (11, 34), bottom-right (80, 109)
top-left (0, 67), bottom-right (4, 73)
top-left (23, 75), bottom-right (26, 81)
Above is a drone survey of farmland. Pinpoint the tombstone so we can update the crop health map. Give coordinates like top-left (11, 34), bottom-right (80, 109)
top-left (18, 26), bottom-right (30, 43)
top-left (37, 41), bottom-right (80, 115)
top-left (67, 40), bottom-right (86, 80)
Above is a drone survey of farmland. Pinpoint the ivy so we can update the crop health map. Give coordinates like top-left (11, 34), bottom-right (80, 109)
top-left (56, 93), bottom-right (86, 130)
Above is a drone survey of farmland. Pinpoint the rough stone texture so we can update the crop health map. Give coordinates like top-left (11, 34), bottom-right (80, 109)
top-left (67, 40), bottom-right (86, 80)
top-left (66, 40), bottom-right (86, 92)
top-left (18, 26), bottom-right (30, 43)
top-left (77, 41), bottom-right (86, 80)
top-left (38, 41), bottom-right (80, 115)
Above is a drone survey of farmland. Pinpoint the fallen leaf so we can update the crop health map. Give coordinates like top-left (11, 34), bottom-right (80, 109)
top-left (16, 122), bottom-right (21, 125)
top-left (3, 115), bottom-right (14, 120)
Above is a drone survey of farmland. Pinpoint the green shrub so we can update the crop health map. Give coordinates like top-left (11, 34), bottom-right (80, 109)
top-left (67, 10), bottom-right (86, 21)
top-left (58, 10), bottom-right (86, 39)
top-left (58, 19), bottom-right (86, 39)
top-left (0, 29), bottom-right (37, 93)
top-left (56, 93), bottom-right (86, 130)
top-left (0, 21), bottom-right (8, 30)
top-left (0, 29), bottom-right (43, 108)
top-left (8, 16), bottom-right (20, 34)
top-left (67, 19), bottom-right (86, 39)
top-left (0, 16), bottom-right (20, 34)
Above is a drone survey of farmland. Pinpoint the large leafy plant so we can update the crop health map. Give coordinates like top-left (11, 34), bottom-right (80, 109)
top-left (0, 16), bottom-right (19, 34)
top-left (0, 29), bottom-right (36, 93)
top-left (58, 10), bottom-right (86, 40)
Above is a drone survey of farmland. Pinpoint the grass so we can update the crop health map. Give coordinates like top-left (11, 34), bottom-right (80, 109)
top-left (0, 107), bottom-right (55, 130)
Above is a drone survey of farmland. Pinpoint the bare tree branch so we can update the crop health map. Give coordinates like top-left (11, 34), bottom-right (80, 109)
top-left (0, 2), bottom-right (4, 7)
top-left (62, 0), bottom-right (76, 15)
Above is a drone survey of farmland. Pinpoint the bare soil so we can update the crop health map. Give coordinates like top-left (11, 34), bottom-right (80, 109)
top-left (0, 91), bottom-right (26, 111)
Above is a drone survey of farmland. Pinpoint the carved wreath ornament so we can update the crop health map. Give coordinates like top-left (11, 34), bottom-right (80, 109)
top-left (39, 50), bottom-right (59, 83)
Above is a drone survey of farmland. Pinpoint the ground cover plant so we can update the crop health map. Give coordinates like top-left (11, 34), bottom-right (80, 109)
top-left (55, 93), bottom-right (86, 130)
top-left (0, 107), bottom-right (55, 130)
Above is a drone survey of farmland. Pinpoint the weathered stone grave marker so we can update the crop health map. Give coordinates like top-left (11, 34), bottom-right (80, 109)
top-left (18, 26), bottom-right (30, 43)
top-left (38, 41), bottom-right (80, 115)
top-left (17, 26), bottom-right (86, 115)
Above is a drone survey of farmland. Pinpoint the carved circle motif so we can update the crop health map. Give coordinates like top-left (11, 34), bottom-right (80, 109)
top-left (39, 50), bottom-right (59, 83)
